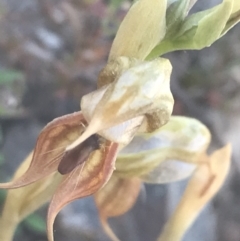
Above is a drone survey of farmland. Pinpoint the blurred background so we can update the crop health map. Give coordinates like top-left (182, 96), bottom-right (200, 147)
top-left (0, 0), bottom-right (240, 240)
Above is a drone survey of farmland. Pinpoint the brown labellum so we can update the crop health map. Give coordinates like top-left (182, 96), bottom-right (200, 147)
top-left (58, 135), bottom-right (99, 175)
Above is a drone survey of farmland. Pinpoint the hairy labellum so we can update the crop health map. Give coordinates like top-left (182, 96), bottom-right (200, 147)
top-left (58, 135), bottom-right (99, 175)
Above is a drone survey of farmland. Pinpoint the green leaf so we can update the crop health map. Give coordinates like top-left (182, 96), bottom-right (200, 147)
top-left (165, 0), bottom-right (194, 39)
top-left (23, 213), bottom-right (46, 233)
top-left (0, 126), bottom-right (2, 143)
top-left (147, 0), bottom-right (236, 58)
top-left (0, 189), bottom-right (6, 204)
top-left (0, 127), bottom-right (3, 166)
top-left (0, 154), bottom-right (4, 166)
top-left (110, 0), bottom-right (126, 8)
top-left (0, 69), bottom-right (24, 85)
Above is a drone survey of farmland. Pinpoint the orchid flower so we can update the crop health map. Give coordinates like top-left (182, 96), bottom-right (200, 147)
top-left (0, 1), bottom-right (173, 240)
top-left (0, 0), bottom-right (236, 241)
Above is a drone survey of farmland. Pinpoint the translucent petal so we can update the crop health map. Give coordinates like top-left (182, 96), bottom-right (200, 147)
top-left (116, 116), bottom-right (211, 183)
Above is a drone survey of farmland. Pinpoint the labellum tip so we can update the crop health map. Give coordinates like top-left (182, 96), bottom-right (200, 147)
top-left (65, 119), bottom-right (102, 151)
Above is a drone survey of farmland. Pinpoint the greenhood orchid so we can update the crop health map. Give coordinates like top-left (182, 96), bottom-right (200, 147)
top-left (0, 0), bottom-right (238, 241)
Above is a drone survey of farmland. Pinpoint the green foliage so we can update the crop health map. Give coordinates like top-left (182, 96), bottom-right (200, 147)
top-left (0, 127), bottom-right (4, 166)
top-left (165, 0), bottom-right (191, 39)
top-left (0, 69), bottom-right (24, 85)
top-left (23, 213), bottom-right (46, 234)
top-left (110, 0), bottom-right (125, 8)
top-left (0, 189), bottom-right (6, 204)
top-left (147, 0), bottom-right (240, 59)
top-left (0, 154), bottom-right (4, 166)
top-left (0, 126), bottom-right (2, 143)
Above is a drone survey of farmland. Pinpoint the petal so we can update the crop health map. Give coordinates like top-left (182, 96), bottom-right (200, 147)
top-left (233, 0), bottom-right (240, 11)
top-left (0, 111), bottom-right (85, 188)
top-left (77, 58), bottom-right (173, 146)
top-left (122, 116), bottom-right (211, 153)
top-left (116, 148), bottom-right (198, 180)
top-left (94, 175), bottom-right (141, 241)
top-left (221, 0), bottom-right (240, 35)
top-left (108, 0), bottom-right (167, 60)
top-left (47, 142), bottom-right (119, 241)
top-left (81, 82), bottom-right (144, 144)
top-left (140, 160), bottom-right (196, 184)
top-left (86, 58), bottom-right (172, 130)
top-left (95, 175), bottom-right (141, 217)
top-left (0, 153), bottom-right (62, 241)
top-left (157, 144), bottom-right (231, 241)
top-left (116, 116), bottom-right (211, 182)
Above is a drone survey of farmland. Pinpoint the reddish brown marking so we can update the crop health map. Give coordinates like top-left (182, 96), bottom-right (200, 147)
top-left (58, 135), bottom-right (99, 175)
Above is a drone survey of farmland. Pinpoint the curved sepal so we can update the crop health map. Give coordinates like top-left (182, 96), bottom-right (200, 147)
top-left (95, 175), bottom-right (141, 217)
top-left (0, 112), bottom-right (85, 189)
top-left (47, 142), bottom-right (119, 241)
top-left (0, 153), bottom-right (62, 241)
top-left (95, 175), bottom-right (141, 241)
